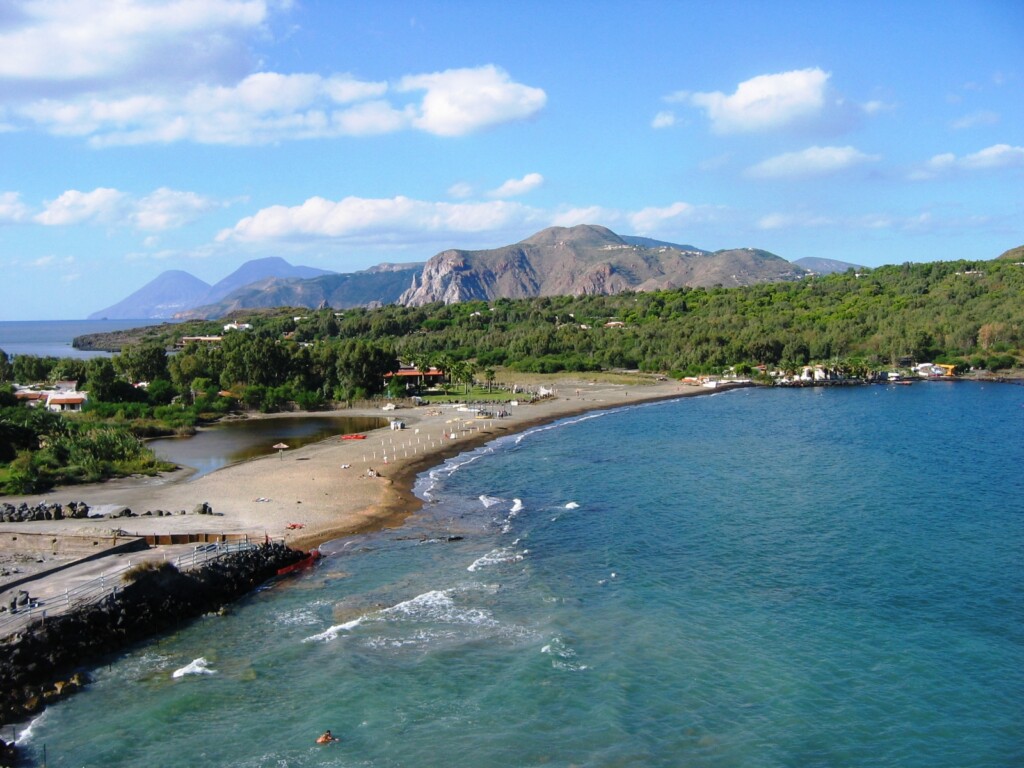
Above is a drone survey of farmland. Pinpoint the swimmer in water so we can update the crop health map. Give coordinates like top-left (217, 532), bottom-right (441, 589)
top-left (316, 730), bottom-right (339, 744)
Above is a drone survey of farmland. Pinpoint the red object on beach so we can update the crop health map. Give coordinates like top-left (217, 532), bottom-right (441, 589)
top-left (277, 549), bottom-right (321, 576)
top-left (341, 434), bottom-right (366, 440)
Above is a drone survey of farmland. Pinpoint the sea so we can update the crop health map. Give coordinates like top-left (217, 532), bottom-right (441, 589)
top-left (11, 381), bottom-right (1023, 767)
top-left (0, 319), bottom-right (158, 360)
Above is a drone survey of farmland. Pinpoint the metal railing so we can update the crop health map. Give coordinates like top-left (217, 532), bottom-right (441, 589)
top-left (0, 538), bottom-right (278, 639)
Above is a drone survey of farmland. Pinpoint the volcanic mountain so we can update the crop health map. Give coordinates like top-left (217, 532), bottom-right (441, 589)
top-left (398, 224), bottom-right (809, 306)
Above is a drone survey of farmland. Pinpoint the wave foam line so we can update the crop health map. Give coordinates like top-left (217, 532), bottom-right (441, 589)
top-left (172, 657), bottom-right (216, 678)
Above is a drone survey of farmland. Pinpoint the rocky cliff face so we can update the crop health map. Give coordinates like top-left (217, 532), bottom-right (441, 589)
top-left (400, 224), bottom-right (808, 306)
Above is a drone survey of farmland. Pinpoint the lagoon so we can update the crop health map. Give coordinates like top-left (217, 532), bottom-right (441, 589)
top-left (148, 414), bottom-right (388, 480)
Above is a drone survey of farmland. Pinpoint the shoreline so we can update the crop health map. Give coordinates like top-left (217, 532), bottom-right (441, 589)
top-left (0, 379), bottom-right (743, 557)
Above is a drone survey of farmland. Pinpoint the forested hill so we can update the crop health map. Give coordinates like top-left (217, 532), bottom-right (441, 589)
top-left (75, 256), bottom-right (1023, 376)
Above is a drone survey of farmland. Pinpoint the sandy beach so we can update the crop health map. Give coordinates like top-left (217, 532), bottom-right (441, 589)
top-left (0, 377), bottom-right (717, 554)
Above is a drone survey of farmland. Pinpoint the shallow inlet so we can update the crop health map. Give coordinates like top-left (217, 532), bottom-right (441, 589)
top-left (148, 414), bottom-right (388, 480)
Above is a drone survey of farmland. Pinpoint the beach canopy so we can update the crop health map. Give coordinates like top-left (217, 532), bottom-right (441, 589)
top-left (273, 442), bottom-right (289, 460)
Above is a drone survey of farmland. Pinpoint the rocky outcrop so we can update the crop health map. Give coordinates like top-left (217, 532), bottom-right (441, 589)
top-left (1, 501), bottom-right (90, 523)
top-left (0, 543), bottom-right (306, 732)
top-left (399, 224), bottom-right (809, 306)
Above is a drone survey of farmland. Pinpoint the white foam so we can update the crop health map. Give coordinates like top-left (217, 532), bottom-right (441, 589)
top-left (468, 547), bottom-right (524, 572)
top-left (304, 616), bottom-right (365, 642)
top-left (479, 494), bottom-right (502, 508)
top-left (541, 637), bottom-right (589, 671)
top-left (564, 502), bottom-right (580, 509)
top-left (510, 498), bottom-right (524, 513)
top-left (172, 657), bottom-right (216, 678)
top-left (14, 711), bottom-right (46, 745)
top-left (305, 589), bottom-right (500, 643)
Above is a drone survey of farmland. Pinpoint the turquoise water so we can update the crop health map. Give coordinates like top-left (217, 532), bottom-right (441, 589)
top-left (18, 383), bottom-right (1024, 767)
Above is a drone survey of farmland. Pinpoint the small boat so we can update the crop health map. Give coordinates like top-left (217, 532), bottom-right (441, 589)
top-left (340, 434), bottom-right (367, 440)
top-left (277, 549), bottom-right (321, 576)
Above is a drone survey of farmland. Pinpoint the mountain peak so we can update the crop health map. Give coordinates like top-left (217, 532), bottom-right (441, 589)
top-left (521, 224), bottom-right (625, 248)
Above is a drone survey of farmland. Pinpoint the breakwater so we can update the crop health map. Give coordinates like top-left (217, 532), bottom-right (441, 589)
top-left (0, 542), bottom-right (306, 757)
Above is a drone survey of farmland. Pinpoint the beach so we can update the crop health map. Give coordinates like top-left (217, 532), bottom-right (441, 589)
top-left (0, 376), bottom-right (706, 555)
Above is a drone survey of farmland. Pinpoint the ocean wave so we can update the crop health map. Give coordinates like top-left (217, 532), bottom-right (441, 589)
top-left (304, 616), bottom-right (365, 642)
top-left (479, 494), bottom-right (502, 508)
top-left (467, 546), bottom-right (525, 572)
top-left (510, 498), bottom-right (524, 513)
top-left (14, 711), bottom-right (47, 745)
top-left (564, 501), bottom-right (580, 509)
top-left (304, 589), bottom-right (499, 643)
top-left (172, 657), bottom-right (216, 678)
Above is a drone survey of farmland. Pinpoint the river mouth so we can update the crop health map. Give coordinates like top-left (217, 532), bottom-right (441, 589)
top-left (148, 414), bottom-right (388, 480)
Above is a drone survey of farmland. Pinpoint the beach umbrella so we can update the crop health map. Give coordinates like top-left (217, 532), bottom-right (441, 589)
top-left (273, 442), bottom-right (289, 460)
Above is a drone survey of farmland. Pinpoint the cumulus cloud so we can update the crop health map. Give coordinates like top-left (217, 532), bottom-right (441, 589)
top-left (0, 0), bottom-right (269, 90)
top-left (651, 111), bottom-right (676, 129)
top-left (15, 65), bottom-right (545, 145)
top-left (217, 195), bottom-right (546, 243)
top-left (745, 145), bottom-right (881, 179)
top-left (670, 68), bottom-right (863, 134)
top-left (550, 206), bottom-right (623, 228)
top-left (0, 192), bottom-right (30, 223)
top-left (489, 173), bottom-right (544, 198)
top-left (398, 65), bottom-right (546, 137)
top-left (911, 143), bottom-right (1024, 179)
top-left (29, 186), bottom-right (219, 229)
top-left (34, 188), bottom-right (126, 226)
top-left (132, 188), bottom-right (221, 231)
top-left (629, 202), bottom-right (720, 233)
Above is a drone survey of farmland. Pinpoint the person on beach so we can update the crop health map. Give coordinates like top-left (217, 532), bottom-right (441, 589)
top-left (316, 730), bottom-right (339, 744)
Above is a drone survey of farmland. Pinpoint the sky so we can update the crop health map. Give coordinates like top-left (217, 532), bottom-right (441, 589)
top-left (1, 0), bottom-right (1022, 320)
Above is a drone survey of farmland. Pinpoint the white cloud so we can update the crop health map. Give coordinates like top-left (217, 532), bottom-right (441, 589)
top-left (950, 110), bottom-right (999, 130)
top-left (132, 188), bottom-right (220, 231)
top-left (489, 173), bottom-right (544, 199)
top-left (0, 0), bottom-right (269, 87)
top-left (16, 65), bottom-right (544, 145)
top-left (34, 188), bottom-right (125, 226)
top-left (217, 195), bottom-right (546, 243)
top-left (911, 143), bottom-right (1024, 179)
top-left (745, 145), bottom-right (880, 179)
top-left (398, 65), bottom-right (546, 137)
top-left (672, 68), bottom-right (864, 135)
top-left (550, 206), bottom-right (624, 229)
top-left (0, 192), bottom-right (30, 223)
top-left (28, 186), bottom-right (219, 229)
top-left (629, 202), bottom-right (719, 234)
top-left (651, 111), bottom-right (676, 129)
top-left (447, 182), bottom-right (474, 199)
top-left (960, 143), bottom-right (1024, 169)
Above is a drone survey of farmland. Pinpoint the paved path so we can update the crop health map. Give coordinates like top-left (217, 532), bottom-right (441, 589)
top-left (0, 542), bottom-right (227, 639)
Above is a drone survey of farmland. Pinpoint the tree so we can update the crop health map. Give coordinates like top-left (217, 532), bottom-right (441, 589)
top-left (84, 357), bottom-right (118, 401)
top-left (115, 343), bottom-right (169, 383)
top-left (0, 349), bottom-right (11, 382)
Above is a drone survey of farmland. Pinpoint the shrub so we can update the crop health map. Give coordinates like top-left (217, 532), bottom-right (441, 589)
top-left (122, 560), bottom-right (179, 584)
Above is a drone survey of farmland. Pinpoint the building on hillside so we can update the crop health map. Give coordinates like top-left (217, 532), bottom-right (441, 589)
top-left (383, 365), bottom-right (446, 391)
top-left (175, 335), bottom-right (223, 348)
top-left (45, 392), bottom-right (88, 412)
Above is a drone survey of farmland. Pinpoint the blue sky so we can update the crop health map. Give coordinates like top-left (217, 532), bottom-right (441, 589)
top-left (1, 0), bottom-right (1022, 320)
